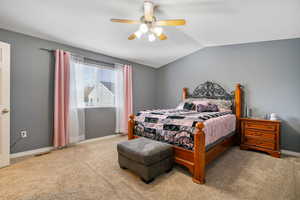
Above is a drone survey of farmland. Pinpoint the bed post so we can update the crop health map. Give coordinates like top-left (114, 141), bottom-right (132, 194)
top-left (235, 84), bottom-right (242, 144)
top-left (182, 88), bottom-right (188, 100)
top-left (193, 122), bottom-right (206, 184)
top-left (128, 115), bottom-right (135, 140)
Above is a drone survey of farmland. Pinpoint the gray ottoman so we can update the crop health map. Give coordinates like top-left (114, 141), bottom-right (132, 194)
top-left (117, 137), bottom-right (173, 183)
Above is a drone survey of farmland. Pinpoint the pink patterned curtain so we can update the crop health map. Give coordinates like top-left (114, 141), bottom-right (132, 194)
top-left (123, 64), bottom-right (133, 133)
top-left (54, 50), bottom-right (71, 148)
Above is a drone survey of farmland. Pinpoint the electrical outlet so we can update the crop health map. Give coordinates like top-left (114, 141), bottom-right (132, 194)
top-left (20, 130), bottom-right (28, 138)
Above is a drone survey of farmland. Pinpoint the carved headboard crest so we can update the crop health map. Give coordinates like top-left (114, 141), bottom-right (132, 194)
top-left (189, 81), bottom-right (233, 100)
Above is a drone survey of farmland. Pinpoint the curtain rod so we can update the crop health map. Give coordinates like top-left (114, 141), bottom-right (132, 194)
top-left (40, 48), bottom-right (115, 66)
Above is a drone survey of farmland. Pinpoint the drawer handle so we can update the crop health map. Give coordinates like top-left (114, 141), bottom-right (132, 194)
top-left (248, 131), bottom-right (263, 136)
top-left (247, 124), bottom-right (274, 129)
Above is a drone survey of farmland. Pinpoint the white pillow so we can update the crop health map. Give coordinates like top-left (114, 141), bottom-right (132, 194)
top-left (207, 99), bottom-right (232, 111)
top-left (177, 99), bottom-right (210, 110)
top-left (177, 98), bottom-right (232, 111)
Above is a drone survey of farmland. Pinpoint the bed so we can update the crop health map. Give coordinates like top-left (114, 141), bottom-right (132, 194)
top-left (128, 81), bottom-right (243, 184)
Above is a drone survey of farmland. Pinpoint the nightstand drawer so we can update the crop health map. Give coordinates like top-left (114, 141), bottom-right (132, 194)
top-left (245, 122), bottom-right (276, 131)
top-left (244, 129), bottom-right (275, 140)
top-left (244, 136), bottom-right (275, 150)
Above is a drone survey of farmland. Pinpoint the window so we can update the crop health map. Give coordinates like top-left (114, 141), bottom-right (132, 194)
top-left (73, 61), bottom-right (115, 108)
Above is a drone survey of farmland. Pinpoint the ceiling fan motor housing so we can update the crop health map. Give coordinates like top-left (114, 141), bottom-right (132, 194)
top-left (144, 1), bottom-right (155, 22)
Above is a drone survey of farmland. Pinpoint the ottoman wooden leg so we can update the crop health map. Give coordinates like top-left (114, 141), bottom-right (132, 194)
top-left (141, 177), bottom-right (154, 184)
top-left (120, 166), bottom-right (127, 170)
top-left (165, 167), bottom-right (173, 173)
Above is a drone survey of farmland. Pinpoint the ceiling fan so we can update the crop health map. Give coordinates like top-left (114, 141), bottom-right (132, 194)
top-left (110, 1), bottom-right (186, 42)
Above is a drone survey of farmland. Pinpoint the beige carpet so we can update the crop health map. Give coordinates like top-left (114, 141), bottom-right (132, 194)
top-left (0, 135), bottom-right (299, 200)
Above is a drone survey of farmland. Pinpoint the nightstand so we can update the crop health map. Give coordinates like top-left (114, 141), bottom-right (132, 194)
top-left (240, 118), bottom-right (281, 158)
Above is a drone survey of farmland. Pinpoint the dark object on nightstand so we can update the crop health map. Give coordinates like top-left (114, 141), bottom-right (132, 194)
top-left (240, 118), bottom-right (281, 158)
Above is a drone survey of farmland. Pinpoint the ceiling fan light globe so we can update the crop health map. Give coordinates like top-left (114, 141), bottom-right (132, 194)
top-left (153, 27), bottom-right (163, 36)
top-left (148, 33), bottom-right (156, 42)
top-left (134, 30), bottom-right (142, 39)
top-left (139, 23), bottom-right (149, 33)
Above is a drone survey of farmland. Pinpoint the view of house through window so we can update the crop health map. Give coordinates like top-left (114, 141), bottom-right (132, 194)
top-left (76, 62), bottom-right (115, 107)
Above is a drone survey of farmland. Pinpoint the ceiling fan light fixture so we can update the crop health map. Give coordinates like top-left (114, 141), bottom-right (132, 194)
top-left (111, 1), bottom-right (186, 41)
top-left (148, 33), bottom-right (156, 42)
top-left (134, 30), bottom-right (142, 39)
top-left (139, 23), bottom-right (149, 33)
top-left (152, 27), bottom-right (163, 36)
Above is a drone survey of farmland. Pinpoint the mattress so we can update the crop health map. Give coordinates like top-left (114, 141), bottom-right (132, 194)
top-left (134, 108), bottom-right (236, 150)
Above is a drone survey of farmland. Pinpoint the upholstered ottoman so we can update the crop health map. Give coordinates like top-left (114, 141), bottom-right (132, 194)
top-left (117, 137), bottom-right (173, 183)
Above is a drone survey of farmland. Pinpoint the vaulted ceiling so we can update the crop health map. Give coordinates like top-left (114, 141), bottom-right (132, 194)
top-left (0, 0), bottom-right (299, 68)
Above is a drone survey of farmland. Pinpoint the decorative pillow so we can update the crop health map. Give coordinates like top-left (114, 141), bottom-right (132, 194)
top-left (177, 99), bottom-right (208, 110)
top-left (176, 98), bottom-right (192, 109)
top-left (196, 103), bottom-right (219, 112)
top-left (190, 100), bottom-right (209, 107)
top-left (208, 99), bottom-right (232, 111)
top-left (218, 108), bottom-right (232, 112)
top-left (176, 101), bottom-right (186, 110)
top-left (183, 102), bottom-right (195, 110)
top-left (178, 98), bottom-right (231, 111)
top-left (196, 104), bottom-right (207, 112)
top-left (206, 103), bottom-right (219, 112)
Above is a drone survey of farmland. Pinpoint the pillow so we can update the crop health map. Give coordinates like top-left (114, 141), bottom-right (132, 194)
top-left (177, 99), bottom-right (208, 110)
top-left (183, 102), bottom-right (195, 110)
top-left (176, 101), bottom-right (186, 109)
top-left (207, 99), bottom-right (232, 111)
top-left (218, 108), bottom-right (232, 112)
top-left (206, 103), bottom-right (219, 112)
top-left (196, 104), bottom-right (207, 112)
top-left (190, 100), bottom-right (210, 107)
top-left (196, 103), bottom-right (219, 112)
top-left (176, 98), bottom-right (192, 109)
top-left (186, 99), bottom-right (210, 111)
top-left (177, 98), bottom-right (232, 111)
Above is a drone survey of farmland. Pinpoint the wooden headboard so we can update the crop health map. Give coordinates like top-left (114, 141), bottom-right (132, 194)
top-left (182, 81), bottom-right (243, 135)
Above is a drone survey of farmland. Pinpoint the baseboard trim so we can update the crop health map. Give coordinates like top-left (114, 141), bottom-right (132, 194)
top-left (10, 134), bottom-right (124, 159)
top-left (79, 134), bottom-right (122, 144)
top-left (10, 147), bottom-right (54, 159)
top-left (281, 149), bottom-right (300, 157)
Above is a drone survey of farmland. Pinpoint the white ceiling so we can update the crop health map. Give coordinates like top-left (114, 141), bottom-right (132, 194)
top-left (0, 0), bottom-right (299, 68)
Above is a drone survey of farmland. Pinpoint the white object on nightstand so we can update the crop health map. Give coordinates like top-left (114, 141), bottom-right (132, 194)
top-left (270, 113), bottom-right (278, 120)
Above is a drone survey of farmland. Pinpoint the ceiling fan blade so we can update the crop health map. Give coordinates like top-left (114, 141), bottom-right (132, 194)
top-left (155, 19), bottom-right (186, 26)
top-left (158, 33), bottom-right (167, 40)
top-left (110, 19), bottom-right (140, 24)
top-left (128, 34), bottom-right (136, 40)
top-left (144, 1), bottom-right (154, 21)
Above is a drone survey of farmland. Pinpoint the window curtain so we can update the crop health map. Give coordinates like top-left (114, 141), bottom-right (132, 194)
top-left (115, 64), bottom-right (133, 134)
top-left (69, 56), bottom-right (86, 143)
top-left (54, 50), bottom-right (86, 148)
top-left (123, 64), bottom-right (133, 133)
top-left (54, 50), bottom-right (70, 148)
top-left (115, 64), bottom-right (124, 133)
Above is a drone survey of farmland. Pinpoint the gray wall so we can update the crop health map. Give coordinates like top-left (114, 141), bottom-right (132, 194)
top-left (0, 28), bottom-right (156, 153)
top-left (156, 39), bottom-right (300, 152)
top-left (85, 108), bottom-right (116, 139)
